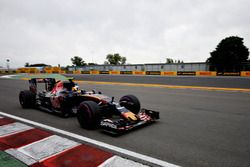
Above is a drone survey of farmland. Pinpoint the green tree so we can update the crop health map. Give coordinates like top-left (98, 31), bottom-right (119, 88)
top-left (105, 53), bottom-right (126, 65)
top-left (166, 58), bottom-right (174, 63)
top-left (166, 58), bottom-right (183, 64)
top-left (71, 56), bottom-right (86, 66)
top-left (25, 62), bottom-right (30, 67)
top-left (88, 63), bottom-right (98, 65)
top-left (121, 57), bottom-right (126, 65)
top-left (207, 36), bottom-right (249, 72)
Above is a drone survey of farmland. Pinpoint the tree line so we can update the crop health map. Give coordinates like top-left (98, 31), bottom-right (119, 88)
top-left (25, 36), bottom-right (249, 72)
top-left (69, 53), bottom-right (126, 66)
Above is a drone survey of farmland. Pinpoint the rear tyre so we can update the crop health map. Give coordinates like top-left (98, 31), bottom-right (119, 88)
top-left (119, 95), bottom-right (141, 114)
top-left (77, 101), bottom-right (100, 129)
top-left (19, 90), bottom-right (36, 108)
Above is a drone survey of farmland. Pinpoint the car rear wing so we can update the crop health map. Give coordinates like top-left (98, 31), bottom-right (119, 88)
top-left (28, 78), bottom-right (56, 93)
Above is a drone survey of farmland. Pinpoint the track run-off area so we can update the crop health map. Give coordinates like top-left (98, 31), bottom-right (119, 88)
top-left (0, 74), bottom-right (250, 167)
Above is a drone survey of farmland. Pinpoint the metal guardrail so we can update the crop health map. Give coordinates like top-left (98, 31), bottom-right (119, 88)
top-left (5, 69), bottom-right (250, 77)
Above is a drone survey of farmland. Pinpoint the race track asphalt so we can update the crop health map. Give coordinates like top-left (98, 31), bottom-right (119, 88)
top-left (0, 77), bottom-right (250, 167)
top-left (65, 74), bottom-right (250, 88)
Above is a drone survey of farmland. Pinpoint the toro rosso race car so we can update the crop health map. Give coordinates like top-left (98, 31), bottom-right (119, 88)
top-left (19, 77), bottom-right (159, 134)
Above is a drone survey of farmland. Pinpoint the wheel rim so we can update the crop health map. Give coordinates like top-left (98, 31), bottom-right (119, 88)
top-left (120, 96), bottom-right (140, 113)
top-left (121, 97), bottom-right (134, 107)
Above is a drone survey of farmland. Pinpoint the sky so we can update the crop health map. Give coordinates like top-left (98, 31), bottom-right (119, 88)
top-left (0, 0), bottom-right (249, 68)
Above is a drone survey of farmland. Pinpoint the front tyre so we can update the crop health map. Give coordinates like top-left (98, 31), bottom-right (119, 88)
top-left (77, 101), bottom-right (100, 129)
top-left (119, 95), bottom-right (141, 114)
top-left (19, 90), bottom-right (36, 108)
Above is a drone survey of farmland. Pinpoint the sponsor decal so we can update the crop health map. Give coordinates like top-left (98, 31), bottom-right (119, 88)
top-left (146, 71), bottom-right (161, 75)
top-left (217, 72), bottom-right (240, 76)
top-left (120, 71), bottom-right (133, 75)
top-left (99, 71), bottom-right (109, 74)
top-left (100, 121), bottom-right (117, 129)
top-left (81, 71), bottom-right (90, 74)
top-left (177, 71), bottom-right (196, 75)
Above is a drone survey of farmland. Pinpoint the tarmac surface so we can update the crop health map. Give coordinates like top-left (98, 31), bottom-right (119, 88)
top-left (0, 76), bottom-right (250, 167)
top-left (65, 74), bottom-right (250, 88)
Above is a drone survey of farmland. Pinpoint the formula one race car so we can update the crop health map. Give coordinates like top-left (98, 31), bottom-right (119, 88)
top-left (19, 77), bottom-right (159, 134)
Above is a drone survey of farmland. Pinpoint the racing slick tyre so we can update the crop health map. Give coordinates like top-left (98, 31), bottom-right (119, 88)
top-left (19, 90), bottom-right (36, 108)
top-left (119, 94), bottom-right (141, 114)
top-left (77, 101), bottom-right (100, 129)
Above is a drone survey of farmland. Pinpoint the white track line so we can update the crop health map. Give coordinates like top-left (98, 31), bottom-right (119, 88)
top-left (0, 74), bottom-right (19, 78)
top-left (0, 111), bottom-right (179, 167)
top-left (99, 155), bottom-right (149, 167)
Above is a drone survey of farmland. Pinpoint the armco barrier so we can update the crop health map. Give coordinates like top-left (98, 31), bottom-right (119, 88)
top-left (73, 70), bottom-right (81, 74)
top-left (51, 67), bottom-right (61, 73)
top-left (120, 71), bottom-right (133, 75)
top-left (90, 70), bottom-right (100, 75)
top-left (66, 71), bottom-right (73, 74)
top-left (60, 70), bottom-right (66, 74)
top-left (241, 71), bottom-right (250, 77)
top-left (132, 71), bottom-right (145, 75)
top-left (161, 71), bottom-right (177, 76)
top-left (29, 68), bottom-right (39, 74)
top-left (177, 71), bottom-right (196, 76)
top-left (16, 69), bottom-right (22, 73)
top-left (4, 69), bottom-right (250, 77)
top-left (99, 71), bottom-right (109, 74)
top-left (16, 68), bottom-right (30, 73)
top-left (81, 71), bottom-right (90, 74)
top-left (109, 71), bottom-right (120, 75)
top-left (196, 71), bottom-right (216, 76)
top-left (0, 70), bottom-right (16, 74)
top-left (146, 71), bottom-right (161, 75)
top-left (16, 67), bottom-right (61, 74)
top-left (217, 72), bottom-right (240, 76)
top-left (44, 70), bottom-right (52, 74)
top-left (43, 67), bottom-right (51, 72)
